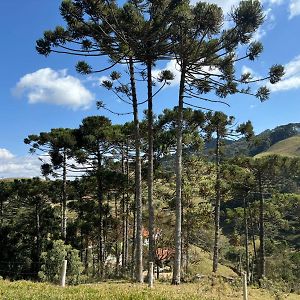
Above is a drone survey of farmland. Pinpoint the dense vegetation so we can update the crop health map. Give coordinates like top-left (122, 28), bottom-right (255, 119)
top-left (1, 112), bottom-right (300, 294)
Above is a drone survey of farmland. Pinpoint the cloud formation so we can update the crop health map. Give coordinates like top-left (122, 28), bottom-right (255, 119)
top-left (14, 68), bottom-right (95, 110)
top-left (268, 55), bottom-right (300, 92)
top-left (153, 60), bottom-right (182, 87)
top-left (0, 149), bottom-right (41, 178)
top-left (0, 148), bottom-right (89, 179)
top-left (241, 66), bottom-right (261, 81)
top-left (289, 0), bottom-right (300, 19)
top-left (0, 148), bottom-right (15, 160)
top-left (153, 59), bottom-right (221, 88)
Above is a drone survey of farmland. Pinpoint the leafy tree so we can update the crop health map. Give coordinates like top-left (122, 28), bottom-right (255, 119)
top-left (24, 128), bottom-right (77, 241)
top-left (39, 239), bottom-right (83, 285)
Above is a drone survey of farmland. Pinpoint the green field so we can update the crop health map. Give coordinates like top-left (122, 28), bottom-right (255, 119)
top-left (255, 135), bottom-right (300, 158)
top-left (0, 279), bottom-right (299, 300)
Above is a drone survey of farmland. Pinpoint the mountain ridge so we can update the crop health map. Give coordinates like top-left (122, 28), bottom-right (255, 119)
top-left (219, 122), bottom-right (300, 157)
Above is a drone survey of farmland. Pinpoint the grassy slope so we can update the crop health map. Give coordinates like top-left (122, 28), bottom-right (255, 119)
top-left (0, 280), bottom-right (299, 300)
top-left (255, 135), bottom-right (300, 158)
top-left (187, 245), bottom-right (237, 278)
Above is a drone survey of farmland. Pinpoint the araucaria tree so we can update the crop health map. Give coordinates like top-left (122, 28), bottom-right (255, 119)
top-left (168, 0), bottom-right (283, 284)
top-left (75, 116), bottom-right (121, 277)
top-left (24, 128), bottom-right (77, 242)
top-left (204, 112), bottom-right (253, 273)
top-left (35, 0), bottom-right (284, 285)
top-left (36, 0), bottom-right (146, 282)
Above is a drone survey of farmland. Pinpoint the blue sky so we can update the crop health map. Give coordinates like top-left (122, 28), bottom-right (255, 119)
top-left (1, 0), bottom-right (300, 178)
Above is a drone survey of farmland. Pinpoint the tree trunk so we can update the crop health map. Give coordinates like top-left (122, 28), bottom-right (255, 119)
top-left (129, 56), bottom-right (143, 283)
top-left (248, 201), bottom-right (258, 262)
top-left (147, 60), bottom-right (155, 270)
top-left (185, 200), bottom-right (191, 275)
top-left (61, 150), bottom-right (67, 242)
top-left (121, 145), bottom-right (126, 273)
top-left (35, 201), bottom-right (41, 276)
top-left (115, 193), bottom-right (120, 277)
top-left (131, 198), bottom-right (136, 279)
top-left (243, 196), bottom-right (250, 283)
top-left (213, 129), bottom-right (221, 273)
top-left (125, 141), bottom-right (130, 271)
top-left (85, 236), bottom-right (89, 275)
top-left (172, 63), bottom-right (186, 285)
top-left (258, 173), bottom-right (265, 279)
top-left (97, 151), bottom-right (104, 278)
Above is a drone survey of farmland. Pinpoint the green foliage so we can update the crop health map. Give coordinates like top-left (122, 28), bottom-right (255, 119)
top-left (39, 240), bottom-right (83, 285)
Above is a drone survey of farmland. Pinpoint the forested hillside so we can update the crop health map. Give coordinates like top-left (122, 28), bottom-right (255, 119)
top-left (208, 123), bottom-right (300, 158)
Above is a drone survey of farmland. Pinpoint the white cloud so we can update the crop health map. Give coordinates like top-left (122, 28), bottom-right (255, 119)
top-left (283, 55), bottom-right (300, 78)
top-left (242, 55), bottom-right (300, 93)
top-left (289, 0), bottom-right (300, 19)
top-left (270, 77), bottom-right (300, 92)
top-left (0, 149), bottom-right (41, 178)
top-left (264, 0), bottom-right (284, 5)
top-left (14, 68), bottom-right (95, 110)
top-left (268, 55), bottom-right (300, 92)
top-left (0, 148), bottom-right (91, 179)
top-left (0, 149), bottom-right (14, 160)
top-left (242, 66), bottom-right (261, 81)
top-left (153, 60), bottom-right (221, 88)
top-left (153, 60), bottom-right (182, 87)
top-left (251, 27), bottom-right (267, 41)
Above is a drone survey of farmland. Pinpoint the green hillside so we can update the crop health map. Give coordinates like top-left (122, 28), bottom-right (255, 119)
top-left (255, 135), bottom-right (300, 158)
top-left (206, 123), bottom-right (300, 158)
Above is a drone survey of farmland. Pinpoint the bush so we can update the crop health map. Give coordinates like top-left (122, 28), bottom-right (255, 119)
top-left (38, 240), bottom-right (83, 285)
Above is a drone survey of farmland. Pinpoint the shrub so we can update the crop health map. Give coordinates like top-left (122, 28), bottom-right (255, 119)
top-left (38, 240), bottom-right (83, 285)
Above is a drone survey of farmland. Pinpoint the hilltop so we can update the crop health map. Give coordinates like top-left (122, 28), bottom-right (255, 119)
top-left (213, 123), bottom-right (300, 158)
top-left (255, 135), bottom-right (300, 158)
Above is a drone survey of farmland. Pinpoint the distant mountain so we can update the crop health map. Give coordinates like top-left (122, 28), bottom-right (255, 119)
top-left (208, 123), bottom-right (300, 158)
top-left (255, 135), bottom-right (300, 158)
